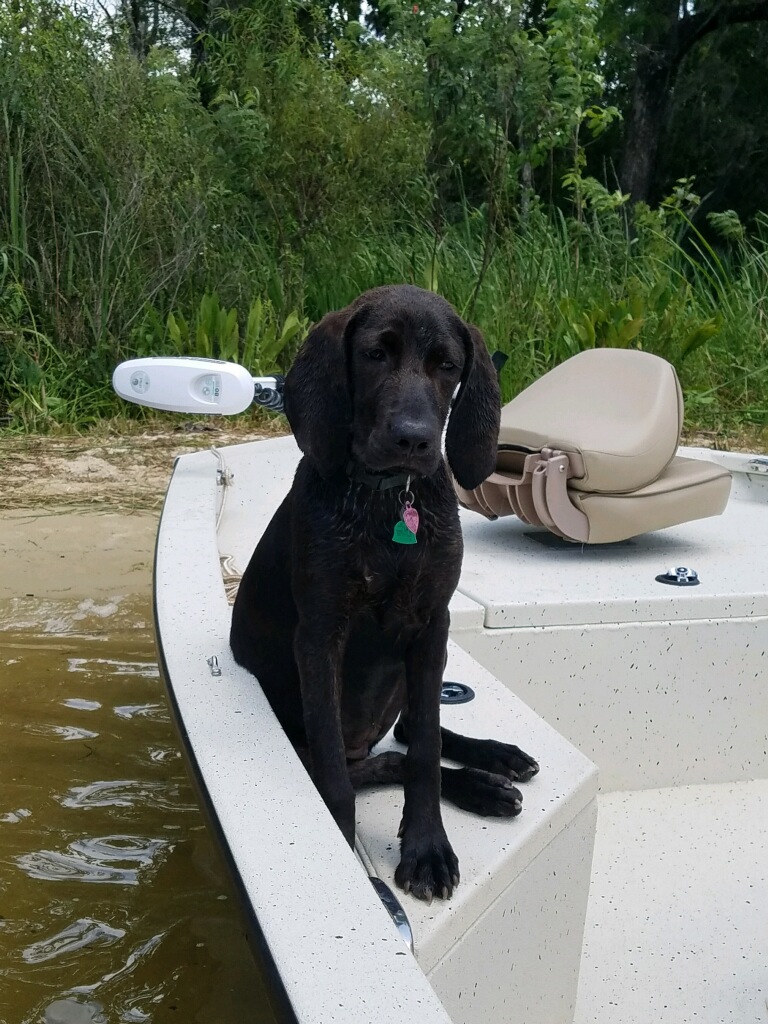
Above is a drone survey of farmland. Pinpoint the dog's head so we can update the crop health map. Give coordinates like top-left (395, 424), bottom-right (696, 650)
top-left (284, 285), bottom-right (500, 489)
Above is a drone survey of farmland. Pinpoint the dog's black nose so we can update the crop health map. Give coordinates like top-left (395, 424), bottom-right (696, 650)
top-left (391, 419), bottom-right (433, 456)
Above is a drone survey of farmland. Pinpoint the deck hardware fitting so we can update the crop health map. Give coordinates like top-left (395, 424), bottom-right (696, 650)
top-left (655, 566), bottom-right (700, 587)
top-left (440, 681), bottom-right (476, 704)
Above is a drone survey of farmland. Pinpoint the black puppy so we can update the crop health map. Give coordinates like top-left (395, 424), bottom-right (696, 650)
top-left (231, 284), bottom-right (538, 902)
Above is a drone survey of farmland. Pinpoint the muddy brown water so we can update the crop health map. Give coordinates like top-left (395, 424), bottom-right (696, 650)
top-left (0, 593), bottom-right (276, 1024)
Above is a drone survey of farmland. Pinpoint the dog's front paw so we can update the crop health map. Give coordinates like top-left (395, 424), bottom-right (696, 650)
top-left (477, 739), bottom-right (540, 783)
top-left (395, 830), bottom-right (460, 903)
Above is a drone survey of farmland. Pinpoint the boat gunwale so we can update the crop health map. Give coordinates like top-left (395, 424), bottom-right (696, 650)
top-left (153, 449), bottom-right (454, 1024)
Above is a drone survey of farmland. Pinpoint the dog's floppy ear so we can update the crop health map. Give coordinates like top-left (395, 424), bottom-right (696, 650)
top-left (445, 323), bottom-right (501, 490)
top-left (283, 307), bottom-right (357, 478)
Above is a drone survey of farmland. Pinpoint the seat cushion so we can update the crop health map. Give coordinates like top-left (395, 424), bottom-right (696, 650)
top-left (498, 349), bottom-right (683, 494)
top-left (571, 456), bottom-right (732, 544)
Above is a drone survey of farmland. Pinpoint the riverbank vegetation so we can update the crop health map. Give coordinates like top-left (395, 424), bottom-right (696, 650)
top-left (1, 0), bottom-right (767, 433)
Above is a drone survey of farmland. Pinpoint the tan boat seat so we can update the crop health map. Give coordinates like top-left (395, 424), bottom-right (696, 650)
top-left (455, 348), bottom-right (732, 544)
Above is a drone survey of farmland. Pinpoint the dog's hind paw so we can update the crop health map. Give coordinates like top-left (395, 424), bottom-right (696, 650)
top-left (443, 767), bottom-right (524, 817)
top-left (395, 831), bottom-right (460, 903)
top-left (471, 739), bottom-right (540, 783)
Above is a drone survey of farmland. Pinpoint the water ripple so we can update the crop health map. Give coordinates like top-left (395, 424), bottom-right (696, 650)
top-left (68, 836), bottom-right (168, 864)
top-left (113, 703), bottom-right (166, 721)
top-left (42, 997), bottom-right (107, 1024)
top-left (1, 806), bottom-right (32, 823)
top-left (68, 658), bottom-right (158, 679)
top-left (61, 698), bottom-right (101, 712)
top-left (66, 931), bottom-right (165, 995)
top-left (147, 747), bottom-right (180, 764)
top-left (25, 724), bottom-right (100, 741)
top-left (1, 596), bottom-right (129, 637)
top-left (59, 779), bottom-right (192, 812)
top-left (16, 835), bottom-right (171, 886)
top-left (23, 918), bottom-right (126, 965)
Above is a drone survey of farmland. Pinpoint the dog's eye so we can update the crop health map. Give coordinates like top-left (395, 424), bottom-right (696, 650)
top-left (439, 360), bottom-right (457, 371)
top-left (366, 348), bottom-right (387, 362)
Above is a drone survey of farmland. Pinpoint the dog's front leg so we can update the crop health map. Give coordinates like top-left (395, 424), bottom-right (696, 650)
top-left (294, 617), bottom-right (355, 846)
top-left (395, 609), bottom-right (459, 902)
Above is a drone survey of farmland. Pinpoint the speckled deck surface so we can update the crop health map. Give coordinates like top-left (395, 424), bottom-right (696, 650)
top-left (163, 438), bottom-right (767, 1024)
top-left (574, 779), bottom-right (768, 1024)
top-left (457, 448), bottom-right (768, 628)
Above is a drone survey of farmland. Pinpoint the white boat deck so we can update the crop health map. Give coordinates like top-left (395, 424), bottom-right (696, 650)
top-left (457, 448), bottom-right (768, 629)
top-left (575, 779), bottom-right (768, 1024)
top-left (451, 448), bottom-right (768, 1024)
top-left (158, 437), bottom-right (768, 1024)
top-left (211, 438), bottom-right (599, 1024)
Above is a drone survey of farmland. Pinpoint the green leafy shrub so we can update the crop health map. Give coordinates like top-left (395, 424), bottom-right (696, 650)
top-left (132, 294), bottom-right (308, 374)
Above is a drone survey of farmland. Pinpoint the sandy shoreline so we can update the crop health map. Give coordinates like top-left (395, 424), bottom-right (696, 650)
top-left (0, 509), bottom-right (159, 602)
top-left (0, 508), bottom-right (159, 601)
top-left (1, 424), bottom-right (280, 511)
top-left (0, 425), bottom-right (281, 602)
top-left (1, 422), bottom-right (763, 606)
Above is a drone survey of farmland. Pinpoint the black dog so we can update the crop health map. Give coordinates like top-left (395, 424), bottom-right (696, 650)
top-left (231, 285), bottom-right (538, 902)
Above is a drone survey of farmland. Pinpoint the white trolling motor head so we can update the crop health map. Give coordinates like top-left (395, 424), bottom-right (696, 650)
top-left (112, 356), bottom-right (285, 415)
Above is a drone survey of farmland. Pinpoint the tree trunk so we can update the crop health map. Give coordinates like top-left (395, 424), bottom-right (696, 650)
top-left (619, 49), bottom-right (673, 203)
top-left (619, 0), bottom-right (768, 205)
top-left (618, 0), bottom-right (680, 205)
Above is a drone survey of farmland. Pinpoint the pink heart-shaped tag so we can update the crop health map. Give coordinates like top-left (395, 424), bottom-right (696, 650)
top-left (402, 504), bottom-right (419, 535)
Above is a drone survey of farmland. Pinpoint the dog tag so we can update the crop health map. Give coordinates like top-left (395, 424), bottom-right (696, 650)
top-left (402, 502), bottom-right (419, 535)
top-left (392, 520), bottom-right (417, 545)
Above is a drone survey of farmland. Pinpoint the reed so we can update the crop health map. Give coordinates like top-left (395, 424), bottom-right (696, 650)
top-left (1, 2), bottom-right (766, 434)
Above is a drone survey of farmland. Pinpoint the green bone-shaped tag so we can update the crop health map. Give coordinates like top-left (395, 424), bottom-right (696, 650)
top-left (392, 520), bottom-right (417, 545)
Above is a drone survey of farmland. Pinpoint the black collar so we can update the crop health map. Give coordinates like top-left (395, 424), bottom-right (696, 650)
top-left (345, 460), bottom-right (412, 492)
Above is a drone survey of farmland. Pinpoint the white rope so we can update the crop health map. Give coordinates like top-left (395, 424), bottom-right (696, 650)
top-left (211, 447), bottom-right (243, 604)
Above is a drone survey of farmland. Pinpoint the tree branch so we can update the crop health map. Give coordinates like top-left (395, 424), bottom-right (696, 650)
top-left (677, 0), bottom-right (768, 62)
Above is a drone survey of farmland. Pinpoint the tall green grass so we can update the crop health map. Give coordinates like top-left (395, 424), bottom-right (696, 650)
top-left (3, 199), bottom-right (768, 432)
top-left (1, 1), bottom-right (766, 434)
top-left (297, 208), bottom-right (768, 429)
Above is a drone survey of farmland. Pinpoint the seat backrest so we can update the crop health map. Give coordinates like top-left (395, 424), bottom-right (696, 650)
top-left (498, 348), bottom-right (683, 494)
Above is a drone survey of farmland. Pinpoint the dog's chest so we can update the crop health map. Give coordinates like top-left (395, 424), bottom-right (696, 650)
top-left (325, 485), bottom-right (461, 632)
top-left (354, 549), bottom-right (430, 632)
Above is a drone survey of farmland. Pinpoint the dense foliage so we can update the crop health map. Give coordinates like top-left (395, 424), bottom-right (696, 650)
top-left (1, 0), bottom-right (767, 431)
